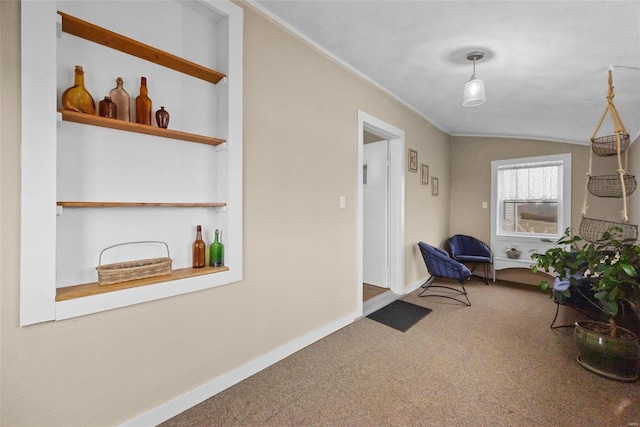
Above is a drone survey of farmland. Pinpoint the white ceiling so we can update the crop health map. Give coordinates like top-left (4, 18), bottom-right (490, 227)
top-left (252, 1), bottom-right (640, 145)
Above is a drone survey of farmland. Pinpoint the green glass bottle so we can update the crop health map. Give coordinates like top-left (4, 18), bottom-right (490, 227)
top-left (210, 229), bottom-right (224, 267)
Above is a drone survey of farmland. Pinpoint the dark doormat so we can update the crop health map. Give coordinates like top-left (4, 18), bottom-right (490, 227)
top-left (367, 300), bottom-right (432, 332)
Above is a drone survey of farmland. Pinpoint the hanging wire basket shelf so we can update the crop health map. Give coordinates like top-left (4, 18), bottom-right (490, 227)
top-left (579, 217), bottom-right (638, 243)
top-left (587, 174), bottom-right (637, 198)
top-left (591, 133), bottom-right (630, 157)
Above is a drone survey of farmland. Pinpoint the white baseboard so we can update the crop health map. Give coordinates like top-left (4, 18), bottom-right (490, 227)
top-left (359, 277), bottom-right (429, 319)
top-left (121, 313), bottom-right (355, 427)
top-left (405, 276), bottom-right (427, 294)
top-left (360, 291), bottom-right (401, 318)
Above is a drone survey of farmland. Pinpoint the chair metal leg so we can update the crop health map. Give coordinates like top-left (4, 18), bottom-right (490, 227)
top-left (550, 303), bottom-right (573, 329)
top-left (418, 275), bottom-right (471, 306)
top-left (469, 262), bottom-right (490, 285)
top-left (550, 302), bottom-right (604, 329)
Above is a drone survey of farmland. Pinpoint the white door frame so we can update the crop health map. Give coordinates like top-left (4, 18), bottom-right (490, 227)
top-left (357, 111), bottom-right (405, 316)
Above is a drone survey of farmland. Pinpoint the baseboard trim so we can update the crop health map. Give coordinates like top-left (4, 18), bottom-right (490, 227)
top-left (360, 291), bottom-right (401, 318)
top-left (120, 313), bottom-right (355, 427)
top-left (405, 277), bottom-right (427, 294)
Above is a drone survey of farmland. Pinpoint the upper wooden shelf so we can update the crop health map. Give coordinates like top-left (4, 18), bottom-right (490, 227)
top-left (59, 110), bottom-right (225, 146)
top-left (57, 11), bottom-right (226, 84)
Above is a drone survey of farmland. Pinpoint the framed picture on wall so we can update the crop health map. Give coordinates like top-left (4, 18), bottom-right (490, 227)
top-left (420, 164), bottom-right (429, 185)
top-left (432, 177), bottom-right (439, 196)
top-left (408, 149), bottom-right (418, 172)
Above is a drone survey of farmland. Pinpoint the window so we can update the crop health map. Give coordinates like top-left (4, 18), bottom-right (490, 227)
top-left (490, 153), bottom-right (571, 269)
top-left (498, 162), bottom-right (562, 236)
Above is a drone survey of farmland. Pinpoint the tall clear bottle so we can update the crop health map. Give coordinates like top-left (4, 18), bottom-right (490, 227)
top-left (210, 229), bottom-right (224, 267)
top-left (135, 76), bottom-right (152, 125)
top-left (109, 77), bottom-right (130, 121)
top-left (61, 65), bottom-right (96, 114)
top-left (192, 225), bottom-right (206, 268)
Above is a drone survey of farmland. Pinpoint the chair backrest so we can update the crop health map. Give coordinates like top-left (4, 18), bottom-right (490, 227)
top-left (447, 234), bottom-right (491, 258)
top-left (418, 241), bottom-right (471, 281)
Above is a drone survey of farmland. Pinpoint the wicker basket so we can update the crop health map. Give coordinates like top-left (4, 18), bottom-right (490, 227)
top-left (96, 241), bottom-right (172, 286)
top-left (591, 134), bottom-right (630, 157)
top-left (587, 174), bottom-right (637, 198)
top-left (578, 217), bottom-right (638, 243)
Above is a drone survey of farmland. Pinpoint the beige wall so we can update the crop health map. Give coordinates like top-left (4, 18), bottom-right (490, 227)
top-left (449, 135), bottom-right (625, 243)
top-left (450, 135), bottom-right (624, 284)
top-left (0, 1), bottom-right (449, 425)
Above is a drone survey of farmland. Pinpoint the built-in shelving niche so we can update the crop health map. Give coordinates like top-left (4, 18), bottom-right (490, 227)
top-left (20, 0), bottom-right (243, 324)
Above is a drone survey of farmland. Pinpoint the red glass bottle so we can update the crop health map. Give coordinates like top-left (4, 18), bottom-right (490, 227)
top-left (155, 106), bottom-right (169, 129)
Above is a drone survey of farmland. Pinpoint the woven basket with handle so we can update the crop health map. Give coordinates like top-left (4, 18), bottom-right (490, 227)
top-left (96, 241), bottom-right (172, 286)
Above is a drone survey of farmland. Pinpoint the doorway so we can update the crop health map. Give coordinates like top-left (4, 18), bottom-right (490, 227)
top-left (357, 111), bottom-right (405, 317)
top-left (363, 138), bottom-right (389, 290)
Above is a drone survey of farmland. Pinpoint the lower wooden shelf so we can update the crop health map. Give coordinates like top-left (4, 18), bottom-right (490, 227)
top-left (55, 265), bottom-right (229, 301)
top-left (57, 201), bottom-right (227, 208)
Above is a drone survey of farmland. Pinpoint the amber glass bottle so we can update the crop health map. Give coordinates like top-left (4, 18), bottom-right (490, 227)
top-left (135, 77), bottom-right (152, 125)
top-left (109, 77), bottom-right (130, 121)
top-left (192, 225), bottom-right (206, 268)
top-left (98, 96), bottom-right (117, 119)
top-left (61, 65), bottom-right (96, 114)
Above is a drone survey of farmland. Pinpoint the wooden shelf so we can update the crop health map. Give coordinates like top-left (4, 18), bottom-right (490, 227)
top-left (57, 201), bottom-right (227, 208)
top-left (59, 110), bottom-right (225, 146)
top-left (58, 11), bottom-right (226, 84)
top-left (56, 266), bottom-right (230, 301)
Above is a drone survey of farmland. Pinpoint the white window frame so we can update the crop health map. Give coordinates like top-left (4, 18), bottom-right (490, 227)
top-left (491, 153), bottom-right (571, 272)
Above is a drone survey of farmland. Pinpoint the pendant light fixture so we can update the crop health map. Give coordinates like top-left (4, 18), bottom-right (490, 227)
top-left (463, 51), bottom-right (486, 107)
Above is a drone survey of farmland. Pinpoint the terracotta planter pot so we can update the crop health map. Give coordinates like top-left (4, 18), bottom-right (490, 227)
top-left (574, 320), bottom-right (640, 382)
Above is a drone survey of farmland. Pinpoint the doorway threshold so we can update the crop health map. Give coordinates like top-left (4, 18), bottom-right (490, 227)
top-left (361, 290), bottom-right (402, 318)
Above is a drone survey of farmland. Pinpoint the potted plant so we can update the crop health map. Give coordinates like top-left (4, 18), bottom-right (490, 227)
top-left (530, 227), bottom-right (640, 381)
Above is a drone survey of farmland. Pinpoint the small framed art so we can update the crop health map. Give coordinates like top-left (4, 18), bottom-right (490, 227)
top-left (408, 149), bottom-right (418, 172)
top-left (420, 164), bottom-right (429, 185)
top-left (431, 177), bottom-right (439, 196)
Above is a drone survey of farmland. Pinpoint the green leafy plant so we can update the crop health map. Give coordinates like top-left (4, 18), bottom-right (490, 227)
top-left (531, 227), bottom-right (640, 337)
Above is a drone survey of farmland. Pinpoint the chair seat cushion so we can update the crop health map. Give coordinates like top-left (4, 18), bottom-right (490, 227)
top-left (454, 255), bottom-right (491, 263)
top-left (553, 273), bottom-right (599, 310)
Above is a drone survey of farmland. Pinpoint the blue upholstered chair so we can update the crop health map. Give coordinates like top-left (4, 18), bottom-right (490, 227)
top-left (550, 272), bottom-right (604, 329)
top-left (446, 234), bottom-right (493, 284)
top-left (417, 241), bottom-right (472, 306)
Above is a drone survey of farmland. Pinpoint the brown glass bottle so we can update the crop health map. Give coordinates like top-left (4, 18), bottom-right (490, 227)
top-left (98, 96), bottom-right (117, 119)
top-left (135, 76), bottom-right (152, 125)
top-left (192, 225), bottom-right (206, 268)
top-left (109, 77), bottom-right (130, 121)
top-left (155, 106), bottom-right (169, 128)
top-left (61, 65), bottom-right (96, 114)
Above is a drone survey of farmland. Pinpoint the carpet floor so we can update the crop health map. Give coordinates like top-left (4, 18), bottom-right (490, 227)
top-left (161, 279), bottom-right (640, 426)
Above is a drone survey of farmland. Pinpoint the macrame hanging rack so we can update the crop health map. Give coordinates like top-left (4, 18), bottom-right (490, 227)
top-left (580, 68), bottom-right (638, 242)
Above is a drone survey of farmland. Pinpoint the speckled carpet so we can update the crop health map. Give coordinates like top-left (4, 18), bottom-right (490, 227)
top-left (161, 279), bottom-right (640, 426)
